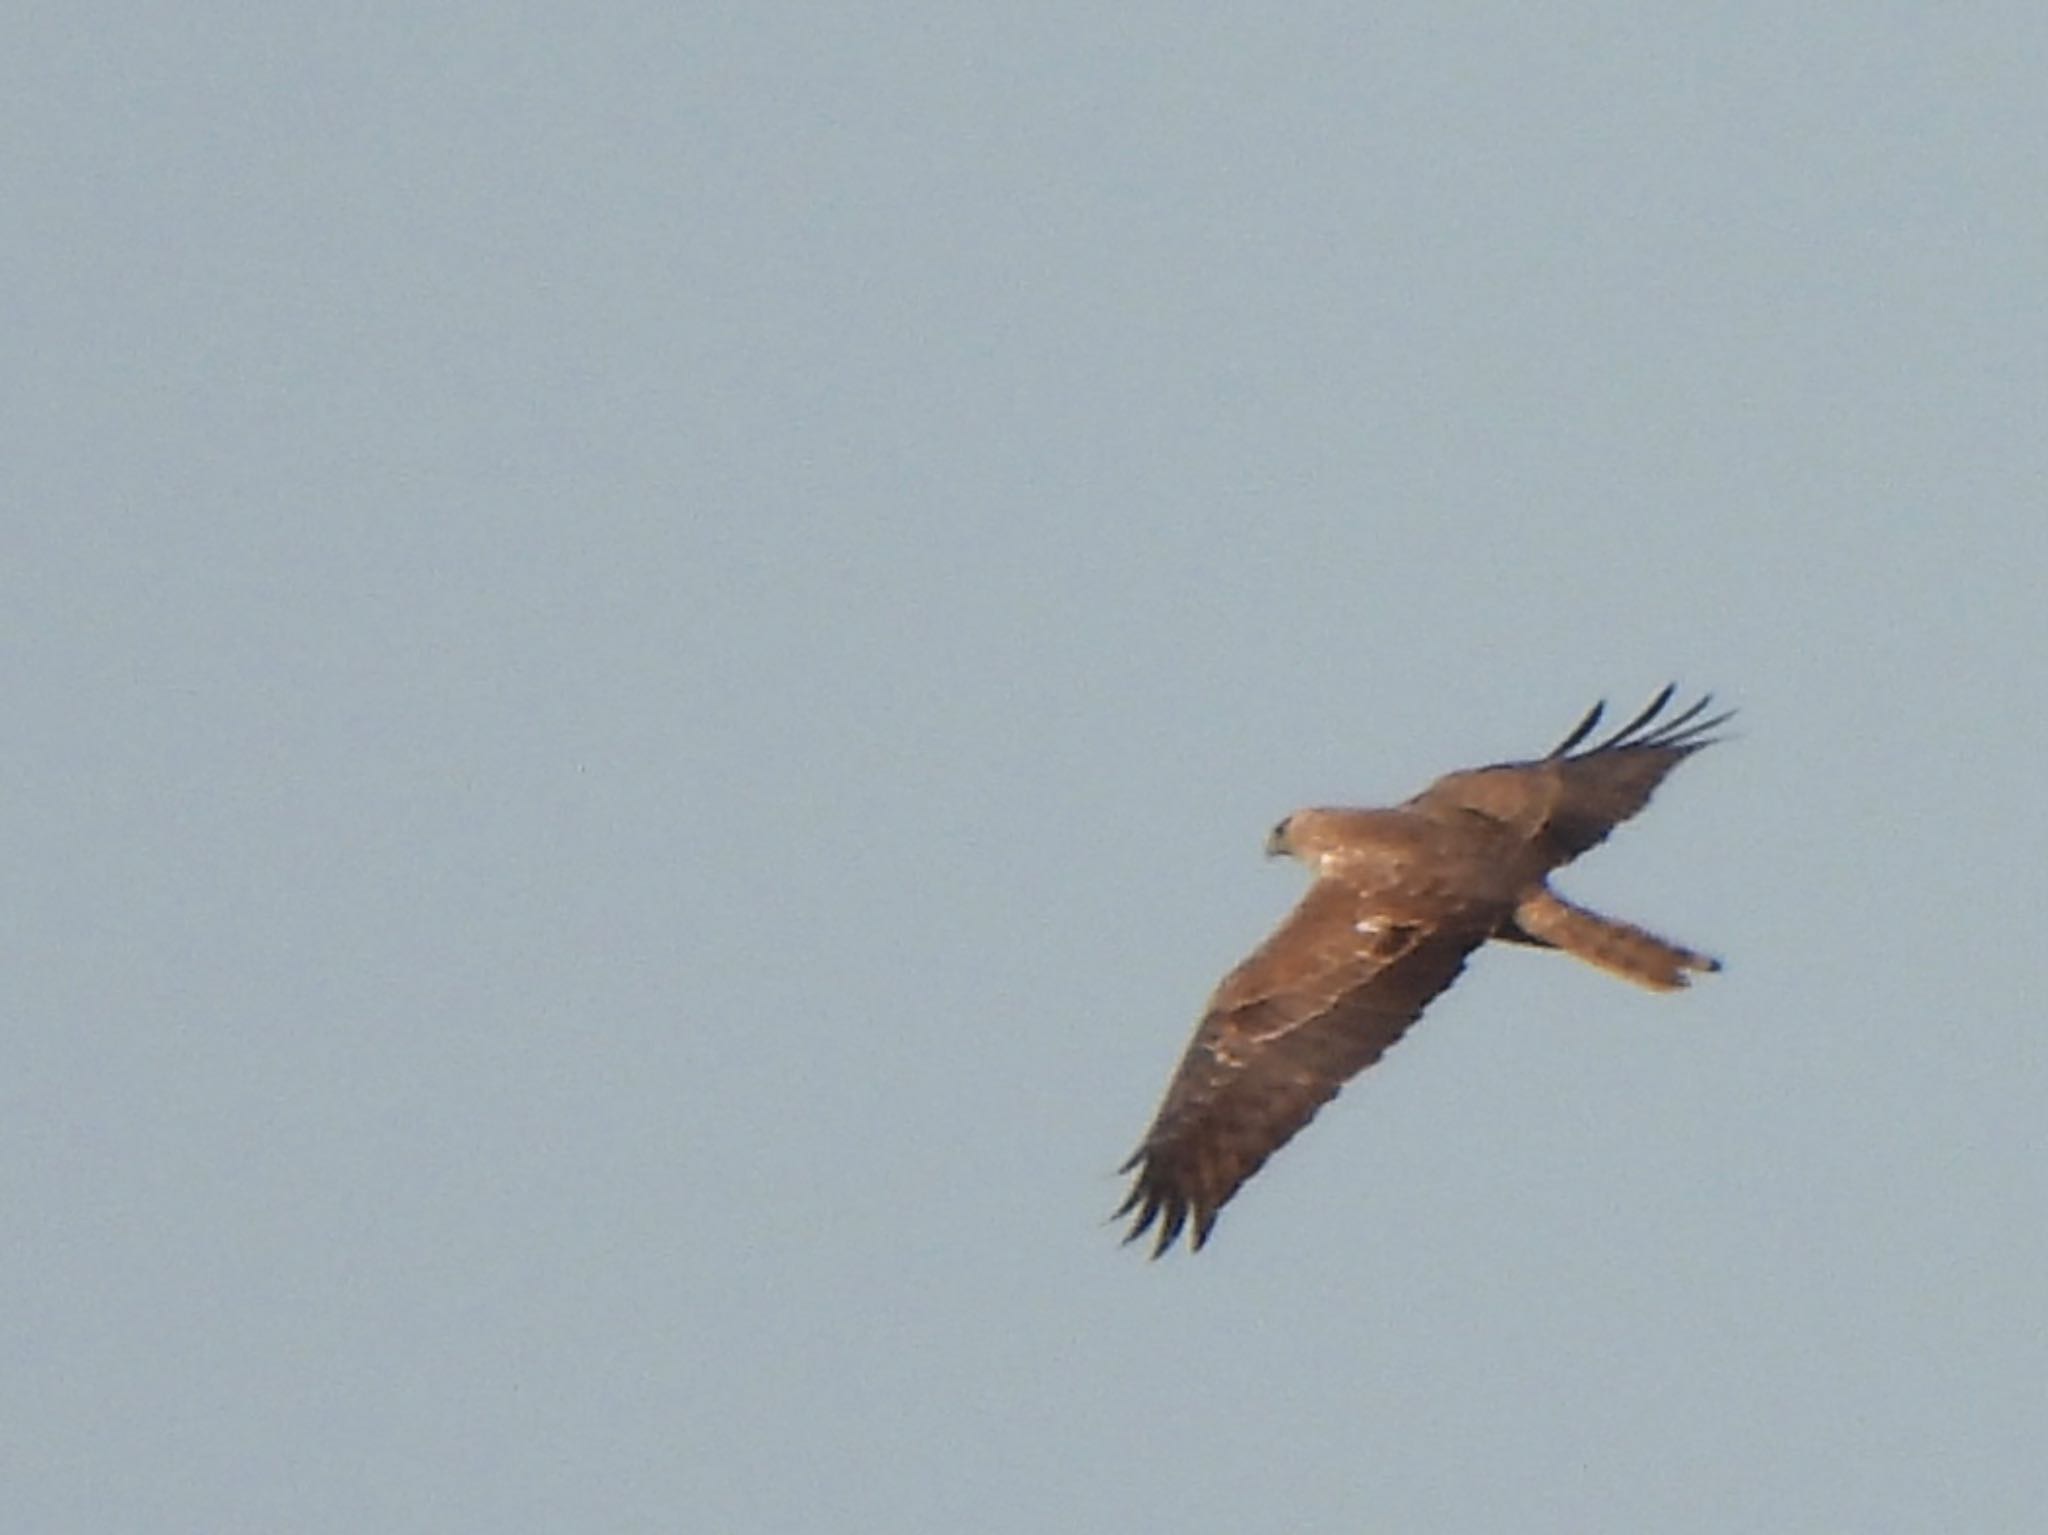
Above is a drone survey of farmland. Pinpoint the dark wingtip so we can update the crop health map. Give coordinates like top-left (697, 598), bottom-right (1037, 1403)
top-left (1116, 1198), bottom-right (1159, 1250)
top-left (1563, 685), bottom-right (1734, 757)
top-left (1589, 683), bottom-right (1679, 751)
top-left (1547, 699), bottom-right (1606, 758)
top-left (1153, 1199), bottom-right (1189, 1255)
top-left (1114, 1152), bottom-right (1208, 1257)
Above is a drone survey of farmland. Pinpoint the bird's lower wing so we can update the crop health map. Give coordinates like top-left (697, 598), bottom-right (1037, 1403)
top-left (1118, 883), bottom-right (1490, 1255)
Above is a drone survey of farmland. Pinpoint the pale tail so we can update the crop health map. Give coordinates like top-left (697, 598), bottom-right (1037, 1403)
top-left (1513, 888), bottom-right (1720, 991)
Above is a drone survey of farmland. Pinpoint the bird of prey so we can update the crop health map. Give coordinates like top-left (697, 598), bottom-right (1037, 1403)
top-left (1117, 685), bottom-right (1729, 1255)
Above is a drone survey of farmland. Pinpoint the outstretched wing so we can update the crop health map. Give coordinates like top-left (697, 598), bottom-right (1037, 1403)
top-left (1117, 880), bottom-right (1493, 1256)
top-left (1407, 684), bottom-right (1731, 866)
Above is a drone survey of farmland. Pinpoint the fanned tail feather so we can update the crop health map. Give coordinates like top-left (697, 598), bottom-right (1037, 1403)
top-left (1513, 888), bottom-right (1719, 991)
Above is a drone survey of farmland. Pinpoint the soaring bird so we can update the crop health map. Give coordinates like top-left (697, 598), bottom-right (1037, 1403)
top-left (1117, 686), bottom-right (1730, 1255)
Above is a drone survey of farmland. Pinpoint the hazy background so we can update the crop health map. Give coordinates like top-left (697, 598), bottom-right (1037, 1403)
top-left (8, 7), bottom-right (2046, 1531)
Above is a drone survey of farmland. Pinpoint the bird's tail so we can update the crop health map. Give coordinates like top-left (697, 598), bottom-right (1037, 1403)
top-left (1512, 888), bottom-right (1720, 991)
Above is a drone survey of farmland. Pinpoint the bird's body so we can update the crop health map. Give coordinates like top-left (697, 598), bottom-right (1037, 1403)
top-left (1280, 807), bottom-right (1542, 903)
top-left (1118, 686), bottom-right (1729, 1255)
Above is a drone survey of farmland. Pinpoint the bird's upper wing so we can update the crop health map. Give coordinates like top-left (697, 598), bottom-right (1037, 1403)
top-left (1117, 879), bottom-right (1493, 1255)
top-left (1405, 685), bottom-right (1731, 865)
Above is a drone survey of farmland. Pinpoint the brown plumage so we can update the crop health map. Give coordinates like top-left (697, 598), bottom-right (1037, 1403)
top-left (1117, 686), bottom-right (1729, 1255)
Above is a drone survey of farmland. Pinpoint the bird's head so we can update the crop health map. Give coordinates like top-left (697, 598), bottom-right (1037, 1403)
top-left (1264, 815), bottom-right (1296, 859)
top-left (1264, 809), bottom-right (1366, 877)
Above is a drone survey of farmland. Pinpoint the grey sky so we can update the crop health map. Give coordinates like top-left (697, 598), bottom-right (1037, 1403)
top-left (8, 7), bottom-right (2047, 1532)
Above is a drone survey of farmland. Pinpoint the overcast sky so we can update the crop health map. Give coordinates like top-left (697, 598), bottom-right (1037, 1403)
top-left (8, 7), bottom-right (2047, 1532)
